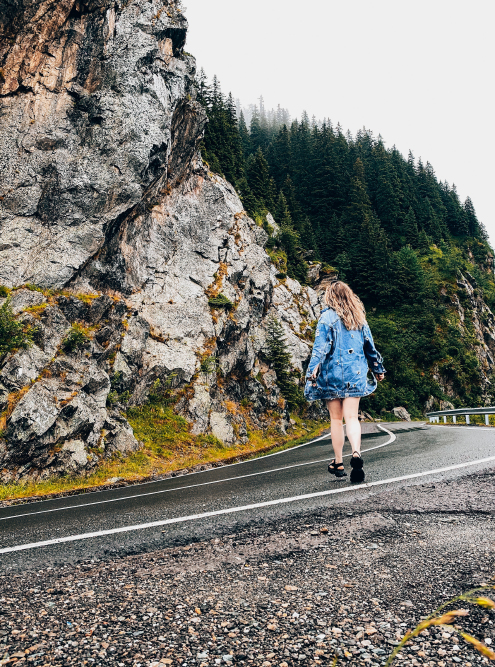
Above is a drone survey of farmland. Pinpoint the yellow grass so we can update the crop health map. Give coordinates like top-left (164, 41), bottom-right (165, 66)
top-left (0, 407), bottom-right (327, 502)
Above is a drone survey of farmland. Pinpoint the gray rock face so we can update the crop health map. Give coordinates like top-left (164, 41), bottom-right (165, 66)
top-left (9, 289), bottom-right (46, 315)
top-left (392, 407), bottom-right (411, 422)
top-left (0, 0), bottom-right (201, 289)
top-left (433, 272), bottom-right (495, 405)
top-left (0, 0), bottom-right (324, 480)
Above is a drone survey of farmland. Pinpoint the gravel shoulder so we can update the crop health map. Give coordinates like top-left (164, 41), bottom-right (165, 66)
top-left (1, 468), bottom-right (494, 667)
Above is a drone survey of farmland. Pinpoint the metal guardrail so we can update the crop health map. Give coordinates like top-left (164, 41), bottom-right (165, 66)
top-left (426, 407), bottom-right (495, 425)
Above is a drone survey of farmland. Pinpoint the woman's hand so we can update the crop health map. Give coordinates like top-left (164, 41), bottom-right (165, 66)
top-left (309, 365), bottom-right (320, 381)
top-left (375, 373), bottom-right (385, 382)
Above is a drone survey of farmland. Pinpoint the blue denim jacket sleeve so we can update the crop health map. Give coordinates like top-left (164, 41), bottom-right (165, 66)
top-left (363, 324), bottom-right (386, 375)
top-left (306, 320), bottom-right (333, 378)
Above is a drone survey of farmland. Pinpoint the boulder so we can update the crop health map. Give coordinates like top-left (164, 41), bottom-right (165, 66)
top-left (307, 263), bottom-right (322, 284)
top-left (392, 406), bottom-right (411, 422)
top-left (0, 346), bottom-right (51, 392)
top-left (210, 412), bottom-right (235, 445)
top-left (8, 289), bottom-right (46, 315)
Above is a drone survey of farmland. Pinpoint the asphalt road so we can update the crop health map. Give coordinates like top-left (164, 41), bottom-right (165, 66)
top-left (1, 422), bottom-right (494, 573)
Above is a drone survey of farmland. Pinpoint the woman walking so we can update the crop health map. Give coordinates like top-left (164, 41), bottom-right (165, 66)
top-left (305, 281), bottom-right (385, 484)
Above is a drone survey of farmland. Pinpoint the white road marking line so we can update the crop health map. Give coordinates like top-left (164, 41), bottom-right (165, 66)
top-left (2, 452), bottom-right (494, 555)
top-left (431, 425), bottom-right (495, 431)
top-left (0, 427), bottom-right (396, 521)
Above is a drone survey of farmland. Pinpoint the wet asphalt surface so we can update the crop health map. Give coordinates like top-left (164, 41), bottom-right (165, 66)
top-left (0, 423), bottom-right (494, 573)
top-left (0, 424), bottom-right (495, 667)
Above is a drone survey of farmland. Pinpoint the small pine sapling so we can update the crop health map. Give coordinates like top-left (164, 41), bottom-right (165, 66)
top-left (265, 317), bottom-right (304, 410)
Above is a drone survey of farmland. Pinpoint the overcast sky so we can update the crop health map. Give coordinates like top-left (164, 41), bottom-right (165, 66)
top-left (184, 0), bottom-right (494, 245)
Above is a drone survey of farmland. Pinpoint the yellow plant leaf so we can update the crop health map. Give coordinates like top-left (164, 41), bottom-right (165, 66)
top-left (473, 596), bottom-right (495, 609)
top-left (461, 632), bottom-right (495, 659)
top-left (433, 609), bottom-right (469, 625)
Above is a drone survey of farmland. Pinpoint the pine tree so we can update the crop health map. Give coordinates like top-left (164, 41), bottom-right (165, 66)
top-left (404, 207), bottom-right (420, 247)
top-left (265, 318), bottom-right (303, 409)
top-left (246, 148), bottom-right (274, 212)
top-left (275, 191), bottom-right (290, 224)
top-left (349, 215), bottom-right (392, 305)
top-left (394, 246), bottom-right (426, 303)
top-left (279, 210), bottom-right (308, 283)
top-left (281, 176), bottom-right (304, 230)
top-left (343, 158), bottom-right (373, 251)
top-left (441, 183), bottom-right (469, 236)
top-left (334, 252), bottom-right (351, 282)
top-left (268, 124), bottom-right (292, 188)
top-left (418, 229), bottom-right (430, 253)
top-left (301, 216), bottom-right (318, 261)
top-left (238, 111), bottom-right (251, 157)
top-left (371, 141), bottom-right (402, 240)
top-left (250, 107), bottom-right (267, 154)
top-left (236, 177), bottom-right (257, 217)
top-left (463, 197), bottom-right (482, 237)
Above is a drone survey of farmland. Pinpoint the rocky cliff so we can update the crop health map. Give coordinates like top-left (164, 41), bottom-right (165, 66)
top-left (434, 271), bottom-right (495, 405)
top-left (0, 0), bottom-right (322, 480)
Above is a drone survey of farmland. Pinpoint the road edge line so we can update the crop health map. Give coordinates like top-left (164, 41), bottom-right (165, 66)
top-left (2, 454), bottom-right (495, 555)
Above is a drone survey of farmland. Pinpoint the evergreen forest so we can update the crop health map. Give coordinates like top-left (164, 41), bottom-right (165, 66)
top-left (195, 72), bottom-right (495, 417)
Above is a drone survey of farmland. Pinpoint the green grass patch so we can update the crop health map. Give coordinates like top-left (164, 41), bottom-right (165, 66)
top-left (0, 406), bottom-right (328, 502)
top-left (208, 293), bottom-right (233, 309)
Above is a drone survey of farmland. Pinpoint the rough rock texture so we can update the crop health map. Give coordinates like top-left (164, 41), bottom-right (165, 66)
top-left (0, 0), bottom-right (196, 288)
top-left (392, 407), bottom-right (411, 422)
top-left (431, 271), bottom-right (495, 408)
top-left (455, 272), bottom-right (495, 383)
top-left (0, 294), bottom-right (141, 478)
top-left (0, 0), bottom-right (324, 479)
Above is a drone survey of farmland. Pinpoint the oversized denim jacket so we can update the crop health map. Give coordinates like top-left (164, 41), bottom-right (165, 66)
top-left (304, 307), bottom-right (386, 401)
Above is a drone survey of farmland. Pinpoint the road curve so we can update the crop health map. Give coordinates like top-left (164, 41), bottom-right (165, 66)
top-left (1, 422), bottom-right (494, 572)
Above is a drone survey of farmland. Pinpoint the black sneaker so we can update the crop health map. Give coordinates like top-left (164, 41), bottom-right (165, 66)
top-left (350, 453), bottom-right (365, 484)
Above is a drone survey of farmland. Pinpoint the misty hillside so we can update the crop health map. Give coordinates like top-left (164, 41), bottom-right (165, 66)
top-left (197, 73), bottom-right (495, 417)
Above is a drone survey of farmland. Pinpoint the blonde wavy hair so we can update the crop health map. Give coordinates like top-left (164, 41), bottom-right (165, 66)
top-left (324, 281), bottom-right (366, 330)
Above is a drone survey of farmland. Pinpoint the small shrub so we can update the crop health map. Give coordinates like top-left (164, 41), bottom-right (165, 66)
top-left (23, 283), bottom-right (44, 293)
top-left (61, 323), bottom-right (91, 353)
top-left (0, 298), bottom-right (33, 357)
top-left (106, 391), bottom-right (119, 406)
top-left (0, 286), bottom-right (10, 298)
top-left (147, 374), bottom-right (177, 407)
top-left (208, 293), bottom-right (233, 310)
top-left (197, 434), bottom-right (225, 450)
top-left (200, 355), bottom-right (217, 374)
top-left (120, 390), bottom-right (131, 404)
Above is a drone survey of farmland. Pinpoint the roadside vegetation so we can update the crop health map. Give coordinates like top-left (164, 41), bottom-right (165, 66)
top-left (0, 395), bottom-right (324, 502)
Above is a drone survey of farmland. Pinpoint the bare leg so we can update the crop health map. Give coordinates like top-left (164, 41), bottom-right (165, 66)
top-left (326, 398), bottom-right (344, 464)
top-left (342, 397), bottom-right (361, 455)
